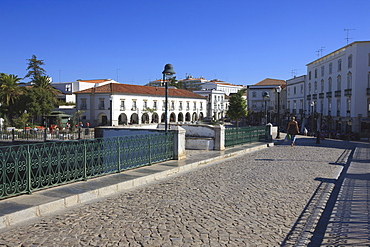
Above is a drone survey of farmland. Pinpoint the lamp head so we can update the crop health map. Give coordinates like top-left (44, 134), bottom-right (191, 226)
top-left (275, 86), bottom-right (281, 93)
top-left (162, 64), bottom-right (176, 75)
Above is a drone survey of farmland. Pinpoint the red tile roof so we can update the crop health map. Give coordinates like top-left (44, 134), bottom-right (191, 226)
top-left (254, 78), bottom-right (286, 86)
top-left (75, 83), bottom-right (206, 99)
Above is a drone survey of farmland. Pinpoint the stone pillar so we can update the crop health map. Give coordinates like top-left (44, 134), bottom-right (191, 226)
top-left (214, 124), bottom-right (225, 151)
top-left (266, 123), bottom-right (272, 140)
top-left (171, 125), bottom-right (186, 160)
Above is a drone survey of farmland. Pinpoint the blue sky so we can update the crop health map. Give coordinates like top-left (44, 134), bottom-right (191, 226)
top-left (2, 0), bottom-right (370, 86)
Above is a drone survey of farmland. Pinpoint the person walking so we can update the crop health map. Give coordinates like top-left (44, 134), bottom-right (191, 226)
top-left (287, 117), bottom-right (300, 146)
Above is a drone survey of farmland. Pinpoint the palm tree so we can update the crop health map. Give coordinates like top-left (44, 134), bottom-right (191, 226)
top-left (33, 75), bottom-right (59, 95)
top-left (0, 73), bottom-right (23, 122)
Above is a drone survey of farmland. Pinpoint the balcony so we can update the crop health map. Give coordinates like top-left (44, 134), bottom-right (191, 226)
top-left (120, 107), bottom-right (126, 111)
top-left (335, 90), bottom-right (341, 97)
top-left (367, 88), bottom-right (370, 95)
top-left (131, 107), bottom-right (137, 111)
top-left (319, 93), bottom-right (324, 99)
top-left (326, 91), bottom-right (332, 98)
top-left (312, 94), bottom-right (317, 100)
top-left (344, 89), bottom-right (352, 96)
top-left (307, 95), bottom-right (311, 100)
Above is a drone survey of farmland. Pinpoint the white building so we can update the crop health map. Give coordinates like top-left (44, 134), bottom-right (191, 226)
top-left (192, 89), bottom-right (228, 120)
top-left (201, 79), bottom-right (244, 96)
top-left (75, 83), bottom-right (207, 127)
top-left (286, 75), bottom-right (306, 124)
top-left (52, 79), bottom-right (116, 104)
top-left (306, 41), bottom-right (370, 133)
top-left (177, 75), bottom-right (209, 91)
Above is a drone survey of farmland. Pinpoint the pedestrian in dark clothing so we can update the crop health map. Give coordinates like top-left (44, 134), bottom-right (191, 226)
top-left (287, 117), bottom-right (300, 146)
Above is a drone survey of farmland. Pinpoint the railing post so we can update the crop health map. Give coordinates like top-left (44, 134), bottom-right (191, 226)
top-left (27, 145), bottom-right (32, 194)
top-left (83, 140), bottom-right (87, 180)
top-left (117, 138), bottom-right (121, 172)
top-left (148, 135), bottom-right (152, 165)
top-left (214, 124), bottom-right (225, 151)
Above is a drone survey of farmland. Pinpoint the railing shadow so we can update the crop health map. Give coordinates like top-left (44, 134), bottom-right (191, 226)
top-left (280, 142), bottom-right (356, 246)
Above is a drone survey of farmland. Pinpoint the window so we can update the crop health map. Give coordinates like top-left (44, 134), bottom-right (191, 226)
top-left (120, 100), bottom-right (125, 110)
top-left (338, 59), bottom-right (342, 71)
top-left (309, 71), bottom-right (312, 80)
top-left (314, 81), bottom-right (317, 93)
top-left (347, 98), bottom-right (351, 113)
top-left (337, 75), bottom-right (341, 90)
top-left (328, 98), bottom-right (332, 114)
top-left (252, 91), bottom-right (256, 97)
top-left (193, 102), bottom-right (196, 110)
top-left (328, 77), bottom-right (332, 91)
top-left (171, 101), bottom-right (175, 110)
top-left (288, 88), bottom-right (290, 96)
top-left (186, 102), bottom-right (190, 110)
top-left (179, 101), bottom-right (183, 110)
top-left (132, 100), bottom-right (137, 110)
top-left (308, 83), bottom-right (311, 94)
top-left (321, 66), bottom-right (324, 77)
top-left (321, 79), bottom-right (324, 93)
top-left (200, 102), bottom-right (203, 110)
top-left (293, 86), bottom-right (296, 95)
top-left (320, 100), bottom-right (324, 113)
top-left (99, 99), bottom-right (105, 110)
top-left (315, 69), bottom-right (318, 78)
top-left (81, 99), bottom-right (87, 109)
top-left (337, 98), bottom-right (341, 116)
top-left (329, 63), bottom-right (333, 74)
top-left (65, 84), bottom-right (71, 92)
top-left (301, 85), bottom-right (303, 94)
top-left (153, 101), bottom-right (157, 110)
top-left (143, 101), bottom-right (148, 110)
top-left (347, 72), bottom-right (352, 88)
top-left (368, 53), bottom-right (370, 66)
top-left (348, 54), bottom-right (353, 68)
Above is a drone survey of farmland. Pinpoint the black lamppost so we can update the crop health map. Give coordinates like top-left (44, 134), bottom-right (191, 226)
top-left (263, 91), bottom-right (270, 124)
top-left (311, 101), bottom-right (315, 135)
top-left (275, 86), bottom-right (281, 138)
top-left (162, 64), bottom-right (176, 132)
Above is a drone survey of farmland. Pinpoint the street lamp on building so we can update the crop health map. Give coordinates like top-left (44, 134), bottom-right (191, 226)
top-left (263, 91), bottom-right (270, 124)
top-left (162, 64), bottom-right (176, 132)
top-left (275, 86), bottom-right (281, 138)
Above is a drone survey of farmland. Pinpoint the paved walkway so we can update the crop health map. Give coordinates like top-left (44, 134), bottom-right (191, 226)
top-left (0, 136), bottom-right (368, 246)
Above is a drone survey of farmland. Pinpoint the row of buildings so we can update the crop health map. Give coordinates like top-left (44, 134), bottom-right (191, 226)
top-left (52, 41), bottom-right (370, 135)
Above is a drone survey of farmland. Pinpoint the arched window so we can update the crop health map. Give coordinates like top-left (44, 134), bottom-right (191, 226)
top-left (338, 59), bottom-right (342, 71)
top-left (328, 77), bottom-right (332, 91)
top-left (337, 75), bottom-right (341, 90)
top-left (321, 79), bottom-right (324, 93)
top-left (347, 72), bottom-right (352, 89)
top-left (348, 54), bottom-right (353, 68)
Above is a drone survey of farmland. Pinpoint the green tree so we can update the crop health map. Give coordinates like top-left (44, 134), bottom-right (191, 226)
top-left (0, 73), bottom-right (23, 123)
top-left (24, 54), bottom-right (46, 81)
top-left (33, 75), bottom-right (60, 95)
top-left (23, 87), bottom-right (57, 122)
top-left (227, 88), bottom-right (248, 127)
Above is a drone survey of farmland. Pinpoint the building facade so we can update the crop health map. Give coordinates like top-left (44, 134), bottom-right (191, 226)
top-left (192, 89), bottom-right (228, 120)
top-left (286, 75), bottom-right (306, 125)
top-left (247, 78), bottom-right (286, 125)
top-left (75, 83), bottom-right (207, 127)
top-left (306, 41), bottom-right (370, 134)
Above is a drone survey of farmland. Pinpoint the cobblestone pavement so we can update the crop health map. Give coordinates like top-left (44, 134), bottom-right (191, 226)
top-left (0, 138), bottom-right (355, 246)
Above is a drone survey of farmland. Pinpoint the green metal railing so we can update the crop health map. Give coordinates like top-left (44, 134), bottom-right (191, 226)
top-left (224, 126), bottom-right (266, 147)
top-left (0, 132), bottom-right (174, 199)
